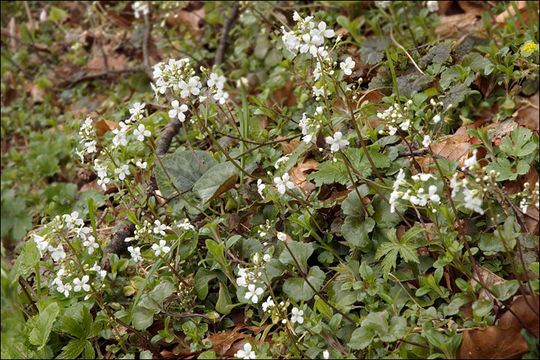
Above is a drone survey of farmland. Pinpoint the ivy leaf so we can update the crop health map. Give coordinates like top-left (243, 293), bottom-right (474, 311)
top-left (279, 241), bottom-right (314, 272)
top-left (307, 160), bottom-right (348, 186)
top-left (155, 150), bottom-right (217, 198)
top-left (282, 266), bottom-right (325, 301)
top-left (499, 128), bottom-right (537, 158)
top-left (360, 37), bottom-right (390, 64)
top-left (461, 52), bottom-right (494, 75)
top-left (193, 162), bottom-right (239, 203)
top-left (342, 217), bottom-right (375, 250)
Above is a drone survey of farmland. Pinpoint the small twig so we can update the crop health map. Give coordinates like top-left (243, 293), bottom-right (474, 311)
top-left (14, 344), bottom-right (28, 360)
top-left (214, 3), bottom-right (241, 67)
top-left (389, 25), bottom-right (425, 75)
top-left (66, 67), bottom-right (146, 88)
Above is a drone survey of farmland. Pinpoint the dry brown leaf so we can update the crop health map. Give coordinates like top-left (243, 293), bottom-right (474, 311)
top-left (470, 264), bottom-right (505, 301)
top-left (166, 8), bottom-right (206, 36)
top-left (203, 327), bottom-right (251, 356)
top-left (495, 1), bottom-right (538, 26)
top-left (277, 136), bottom-right (301, 155)
top-left (269, 79), bottom-right (297, 108)
top-left (457, 1), bottom-right (491, 16)
top-left (95, 119), bottom-right (120, 136)
top-left (290, 159), bottom-right (319, 195)
top-left (417, 126), bottom-right (473, 172)
top-left (86, 43), bottom-right (128, 72)
top-left (436, 12), bottom-right (482, 35)
top-left (525, 205), bottom-right (539, 235)
top-left (23, 83), bottom-right (45, 104)
top-left (457, 295), bottom-right (539, 359)
top-left (514, 92), bottom-right (539, 131)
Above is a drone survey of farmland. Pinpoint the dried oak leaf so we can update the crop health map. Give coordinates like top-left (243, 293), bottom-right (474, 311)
top-left (417, 126), bottom-right (473, 173)
top-left (95, 119), bottom-right (120, 136)
top-left (290, 158), bottom-right (319, 195)
top-left (277, 135), bottom-right (301, 155)
top-left (165, 7), bottom-right (206, 36)
top-left (457, 295), bottom-right (539, 359)
top-left (514, 92), bottom-right (539, 131)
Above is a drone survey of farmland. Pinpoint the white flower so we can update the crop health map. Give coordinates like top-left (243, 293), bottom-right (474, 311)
top-left (388, 125), bottom-right (398, 136)
top-left (274, 173), bottom-right (295, 194)
top-left (34, 235), bottom-right (49, 255)
top-left (63, 211), bottom-right (84, 229)
top-left (128, 102), bottom-right (145, 122)
top-left (133, 1), bottom-right (149, 19)
top-left (73, 275), bottom-right (90, 292)
top-left (325, 131), bottom-right (349, 152)
top-left (422, 135), bottom-right (431, 147)
top-left (262, 296), bottom-right (274, 312)
top-left (91, 263), bottom-right (107, 280)
top-left (152, 240), bottom-right (170, 257)
top-left (207, 73), bottom-right (226, 90)
top-left (257, 179), bottom-right (265, 197)
top-left (277, 232), bottom-right (287, 242)
top-left (322, 350), bottom-right (330, 359)
top-left (153, 220), bottom-right (168, 236)
top-left (128, 246), bottom-right (143, 262)
top-left (433, 114), bottom-right (441, 123)
top-left (133, 124), bottom-right (151, 142)
top-left (54, 279), bottom-right (72, 297)
top-left (213, 89), bottom-right (229, 105)
top-left (411, 173), bottom-right (434, 182)
top-left (463, 188), bottom-right (484, 214)
top-left (427, 185), bottom-right (440, 203)
top-left (114, 164), bottom-right (130, 181)
top-left (245, 284), bottom-right (264, 303)
top-left (136, 160), bottom-right (148, 169)
top-left (427, 1), bottom-right (439, 12)
top-left (340, 57), bottom-right (355, 75)
top-left (168, 100), bottom-right (189, 122)
top-left (463, 149), bottom-right (478, 170)
top-left (235, 343), bottom-right (256, 359)
top-left (76, 226), bottom-right (91, 241)
top-left (112, 121), bottom-right (129, 147)
top-left (175, 218), bottom-right (195, 231)
top-left (274, 155), bottom-right (290, 169)
top-left (375, 1), bottom-right (391, 8)
top-left (312, 85), bottom-right (325, 98)
top-left (263, 254), bottom-right (271, 262)
top-left (179, 76), bottom-right (202, 98)
top-left (84, 140), bottom-right (97, 154)
top-left (83, 235), bottom-right (99, 254)
top-left (291, 307), bottom-right (304, 324)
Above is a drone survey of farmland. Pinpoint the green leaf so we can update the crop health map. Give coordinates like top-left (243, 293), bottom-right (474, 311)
top-left (490, 280), bottom-right (520, 301)
top-left (420, 44), bottom-right (451, 66)
top-left (485, 157), bottom-right (520, 181)
top-left (279, 241), bottom-right (314, 272)
top-left (282, 266), bottom-right (325, 302)
top-left (348, 327), bottom-right (375, 350)
top-left (155, 150), bottom-right (217, 198)
top-left (360, 37), bottom-right (390, 64)
top-left (28, 302), bottom-right (60, 349)
top-left (206, 239), bottom-right (227, 270)
top-left (362, 311), bottom-right (388, 334)
top-left (193, 162), bottom-right (239, 203)
top-left (83, 340), bottom-right (95, 359)
top-left (132, 281), bottom-right (175, 330)
top-left (461, 52), bottom-right (494, 75)
top-left (48, 6), bottom-right (68, 22)
top-left (194, 268), bottom-right (217, 300)
top-left (265, 259), bottom-right (286, 280)
top-left (397, 73), bottom-right (433, 98)
top-left (9, 239), bottom-right (40, 286)
top-left (499, 128), bottom-right (536, 158)
top-left (341, 217), bottom-right (375, 249)
top-left (380, 316), bottom-right (408, 342)
top-left (307, 160), bottom-right (349, 186)
top-left (131, 307), bottom-right (155, 331)
top-left (56, 339), bottom-right (87, 359)
top-left (342, 187), bottom-right (369, 216)
top-left (441, 83), bottom-right (469, 110)
top-left (216, 282), bottom-right (236, 314)
top-left (472, 299), bottom-right (493, 320)
top-left (315, 296), bottom-right (333, 320)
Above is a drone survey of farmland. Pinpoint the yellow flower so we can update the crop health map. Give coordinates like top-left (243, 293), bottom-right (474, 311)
top-left (521, 41), bottom-right (538, 57)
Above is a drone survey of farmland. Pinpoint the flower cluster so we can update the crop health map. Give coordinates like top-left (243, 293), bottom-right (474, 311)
top-left (133, 1), bottom-right (149, 19)
top-left (377, 101), bottom-right (413, 136)
top-left (274, 173), bottom-right (295, 195)
top-left (325, 131), bottom-right (349, 153)
top-left (206, 72), bottom-right (229, 105)
top-left (152, 58), bottom-right (201, 99)
top-left (389, 169), bottom-right (441, 213)
top-left (237, 253), bottom-right (272, 304)
top-left (77, 117), bottom-right (97, 161)
top-left (516, 181), bottom-right (539, 213)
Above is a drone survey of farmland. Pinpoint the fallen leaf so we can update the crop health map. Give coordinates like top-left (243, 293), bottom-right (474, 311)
top-left (457, 1), bottom-right (492, 16)
top-left (418, 125), bottom-right (474, 172)
top-left (166, 8), bottom-right (206, 36)
top-left (436, 12), bottom-right (482, 36)
top-left (269, 79), bottom-right (297, 108)
top-left (457, 295), bottom-right (539, 359)
top-left (95, 119), bottom-right (120, 136)
top-left (290, 158), bottom-right (319, 194)
top-left (470, 264), bottom-right (506, 301)
top-left (495, 1), bottom-right (538, 26)
top-left (86, 43), bottom-right (128, 72)
top-left (277, 136), bottom-right (301, 155)
top-left (514, 92), bottom-right (539, 131)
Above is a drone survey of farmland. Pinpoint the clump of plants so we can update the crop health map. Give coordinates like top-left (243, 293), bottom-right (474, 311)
top-left (1, 1), bottom-right (539, 359)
